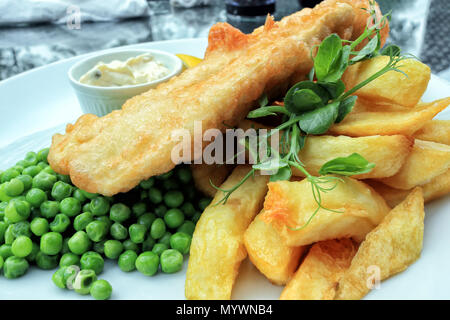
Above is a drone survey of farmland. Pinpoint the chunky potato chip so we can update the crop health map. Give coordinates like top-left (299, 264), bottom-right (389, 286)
top-left (294, 135), bottom-right (413, 179)
top-left (185, 166), bottom-right (269, 300)
top-left (413, 120), bottom-right (450, 145)
top-left (342, 56), bottom-right (430, 108)
top-left (329, 98), bottom-right (450, 137)
top-left (367, 169), bottom-right (450, 207)
top-left (335, 188), bottom-right (424, 300)
top-left (260, 177), bottom-right (390, 247)
top-left (280, 239), bottom-right (357, 300)
top-left (244, 212), bottom-right (306, 285)
top-left (378, 139), bottom-right (450, 190)
top-left (191, 163), bottom-right (232, 197)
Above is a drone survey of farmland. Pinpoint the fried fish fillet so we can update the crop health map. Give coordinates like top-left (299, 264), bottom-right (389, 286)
top-left (49, 0), bottom-right (387, 196)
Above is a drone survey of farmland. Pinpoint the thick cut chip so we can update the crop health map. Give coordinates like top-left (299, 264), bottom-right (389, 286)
top-left (294, 135), bottom-right (413, 179)
top-left (367, 170), bottom-right (450, 207)
top-left (378, 139), bottom-right (450, 190)
top-left (191, 164), bottom-right (233, 197)
top-left (280, 239), bottom-right (357, 300)
top-left (329, 98), bottom-right (450, 137)
top-left (260, 177), bottom-right (390, 247)
top-left (342, 56), bottom-right (430, 108)
top-left (335, 188), bottom-right (424, 300)
top-left (185, 166), bottom-right (269, 300)
top-left (244, 212), bottom-right (306, 285)
top-left (413, 120), bottom-right (450, 145)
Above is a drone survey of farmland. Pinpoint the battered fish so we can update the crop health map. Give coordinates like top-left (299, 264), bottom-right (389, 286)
top-left (49, 0), bottom-right (388, 196)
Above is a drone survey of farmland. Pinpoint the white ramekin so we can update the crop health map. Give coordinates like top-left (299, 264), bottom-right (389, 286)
top-left (68, 49), bottom-right (183, 117)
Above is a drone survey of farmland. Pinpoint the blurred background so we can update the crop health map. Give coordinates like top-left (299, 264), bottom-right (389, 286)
top-left (0, 0), bottom-right (449, 81)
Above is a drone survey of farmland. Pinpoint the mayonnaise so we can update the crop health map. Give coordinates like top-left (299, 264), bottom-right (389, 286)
top-left (79, 53), bottom-right (170, 87)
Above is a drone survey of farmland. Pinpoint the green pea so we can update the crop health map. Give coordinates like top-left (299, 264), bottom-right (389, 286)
top-left (30, 207), bottom-right (41, 220)
top-left (80, 251), bottom-right (104, 275)
top-left (129, 224), bottom-right (147, 244)
top-left (110, 222), bottom-right (128, 240)
top-left (118, 250), bottom-right (138, 272)
top-left (82, 202), bottom-right (91, 213)
top-left (25, 243), bottom-right (39, 263)
top-left (90, 279), bottom-right (112, 300)
top-left (36, 251), bottom-right (59, 270)
top-left (5, 178), bottom-right (24, 197)
top-left (52, 266), bottom-right (67, 289)
top-left (73, 269), bottom-right (97, 295)
top-left (89, 197), bottom-right (110, 216)
top-left (32, 171), bottom-right (57, 191)
top-left (23, 151), bottom-right (38, 167)
top-left (61, 238), bottom-right (70, 254)
top-left (0, 221), bottom-right (7, 243)
top-left (86, 220), bottom-right (109, 242)
top-left (140, 190), bottom-right (148, 200)
top-left (0, 201), bottom-right (7, 220)
top-left (68, 231), bottom-right (92, 255)
top-left (142, 236), bottom-right (156, 252)
top-left (96, 216), bottom-right (112, 230)
top-left (156, 171), bottom-right (173, 180)
top-left (104, 240), bottom-right (123, 259)
top-left (40, 200), bottom-right (59, 219)
top-left (199, 198), bottom-right (212, 211)
top-left (192, 212), bottom-right (202, 224)
top-left (148, 188), bottom-right (163, 204)
top-left (5, 199), bottom-right (31, 223)
top-left (177, 221), bottom-right (196, 236)
top-left (0, 256), bottom-right (3, 270)
top-left (37, 148), bottom-right (50, 163)
top-left (152, 243), bottom-right (168, 256)
top-left (181, 202), bottom-right (196, 218)
top-left (135, 251), bottom-right (159, 276)
top-left (137, 213), bottom-right (156, 229)
top-left (4, 225), bottom-right (15, 245)
top-left (0, 184), bottom-right (12, 202)
top-left (109, 203), bottom-right (131, 223)
top-left (164, 208), bottom-right (184, 229)
top-left (164, 190), bottom-right (184, 208)
top-left (154, 204), bottom-right (167, 218)
top-left (59, 197), bottom-right (81, 217)
top-left (160, 249), bottom-right (183, 273)
top-left (73, 189), bottom-right (87, 203)
top-left (3, 256), bottom-right (29, 278)
top-left (162, 178), bottom-right (178, 191)
top-left (122, 239), bottom-right (139, 253)
top-left (16, 175), bottom-right (33, 191)
top-left (177, 167), bottom-right (192, 184)
top-left (50, 214), bottom-right (70, 233)
top-left (42, 166), bottom-right (56, 175)
top-left (40, 232), bottom-right (63, 255)
top-left (37, 161), bottom-right (49, 170)
top-left (158, 231), bottom-right (172, 247)
top-left (11, 236), bottom-right (33, 258)
top-left (93, 240), bottom-right (106, 255)
top-left (59, 252), bottom-right (80, 267)
top-left (1, 168), bottom-right (20, 183)
top-left (139, 177), bottom-right (155, 189)
top-left (22, 165), bottom-right (41, 177)
top-left (169, 232), bottom-right (192, 254)
top-left (57, 174), bottom-right (71, 184)
top-left (0, 244), bottom-right (13, 259)
top-left (131, 202), bottom-right (146, 217)
top-left (15, 160), bottom-right (28, 168)
top-left (26, 188), bottom-right (47, 207)
top-left (80, 189), bottom-right (98, 200)
top-left (63, 265), bottom-right (79, 288)
top-left (51, 181), bottom-right (73, 201)
top-left (73, 212), bottom-right (94, 231)
top-left (6, 222), bottom-right (31, 243)
top-left (150, 218), bottom-right (166, 240)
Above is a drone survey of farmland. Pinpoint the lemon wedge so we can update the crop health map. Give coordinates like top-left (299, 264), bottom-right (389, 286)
top-left (176, 54), bottom-right (203, 69)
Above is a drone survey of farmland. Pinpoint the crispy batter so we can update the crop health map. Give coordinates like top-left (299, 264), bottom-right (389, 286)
top-left (378, 139), bottom-right (450, 190)
top-left (413, 120), bottom-right (450, 145)
top-left (280, 239), bottom-right (357, 300)
top-left (48, 0), bottom-right (386, 196)
top-left (335, 188), bottom-right (424, 300)
top-left (185, 166), bottom-right (269, 300)
top-left (244, 212), bottom-right (306, 285)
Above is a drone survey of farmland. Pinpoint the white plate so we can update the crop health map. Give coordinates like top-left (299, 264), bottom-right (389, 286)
top-left (0, 38), bottom-right (449, 300)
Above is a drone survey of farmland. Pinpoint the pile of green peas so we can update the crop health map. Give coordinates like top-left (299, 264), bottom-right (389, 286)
top-left (0, 148), bottom-right (211, 300)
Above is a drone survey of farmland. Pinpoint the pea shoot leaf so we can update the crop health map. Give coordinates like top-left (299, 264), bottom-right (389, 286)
top-left (298, 101), bottom-right (339, 134)
top-left (381, 44), bottom-right (401, 57)
top-left (284, 81), bottom-right (329, 114)
top-left (335, 95), bottom-right (357, 123)
top-left (318, 80), bottom-right (345, 99)
top-left (269, 166), bottom-right (292, 182)
top-left (319, 153), bottom-right (375, 176)
top-left (350, 35), bottom-right (379, 63)
top-left (247, 106), bottom-right (289, 118)
top-left (314, 34), bottom-right (343, 81)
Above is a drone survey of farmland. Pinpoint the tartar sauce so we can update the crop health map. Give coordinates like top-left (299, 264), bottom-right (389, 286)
top-left (79, 53), bottom-right (170, 87)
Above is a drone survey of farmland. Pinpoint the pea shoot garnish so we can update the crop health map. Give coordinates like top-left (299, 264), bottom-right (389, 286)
top-left (212, 2), bottom-right (411, 229)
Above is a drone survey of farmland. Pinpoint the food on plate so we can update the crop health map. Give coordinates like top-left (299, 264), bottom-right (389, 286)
top-left (294, 135), bottom-right (414, 179)
top-left (280, 239), bottom-right (357, 300)
top-left (377, 139), bottom-right (450, 190)
top-left (335, 188), bottom-right (424, 300)
top-left (79, 53), bottom-right (171, 87)
top-left (244, 211), bottom-right (306, 285)
top-left (48, 0), bottom-right (386, 196)
top-left (413, 120), bottom-right (450, 145)
top-left (329, 98), bottom-right (450, 136)
top-left (191, 164), bottom-right (232, 197)
top-left (260, 177), bottom-right (390, 247)
top-left (367, 170), bottom-right (450, 207)
top-left (185, 166), bottom-right (268, 300)
top-left (341, 56), bottom-right (430, 108)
